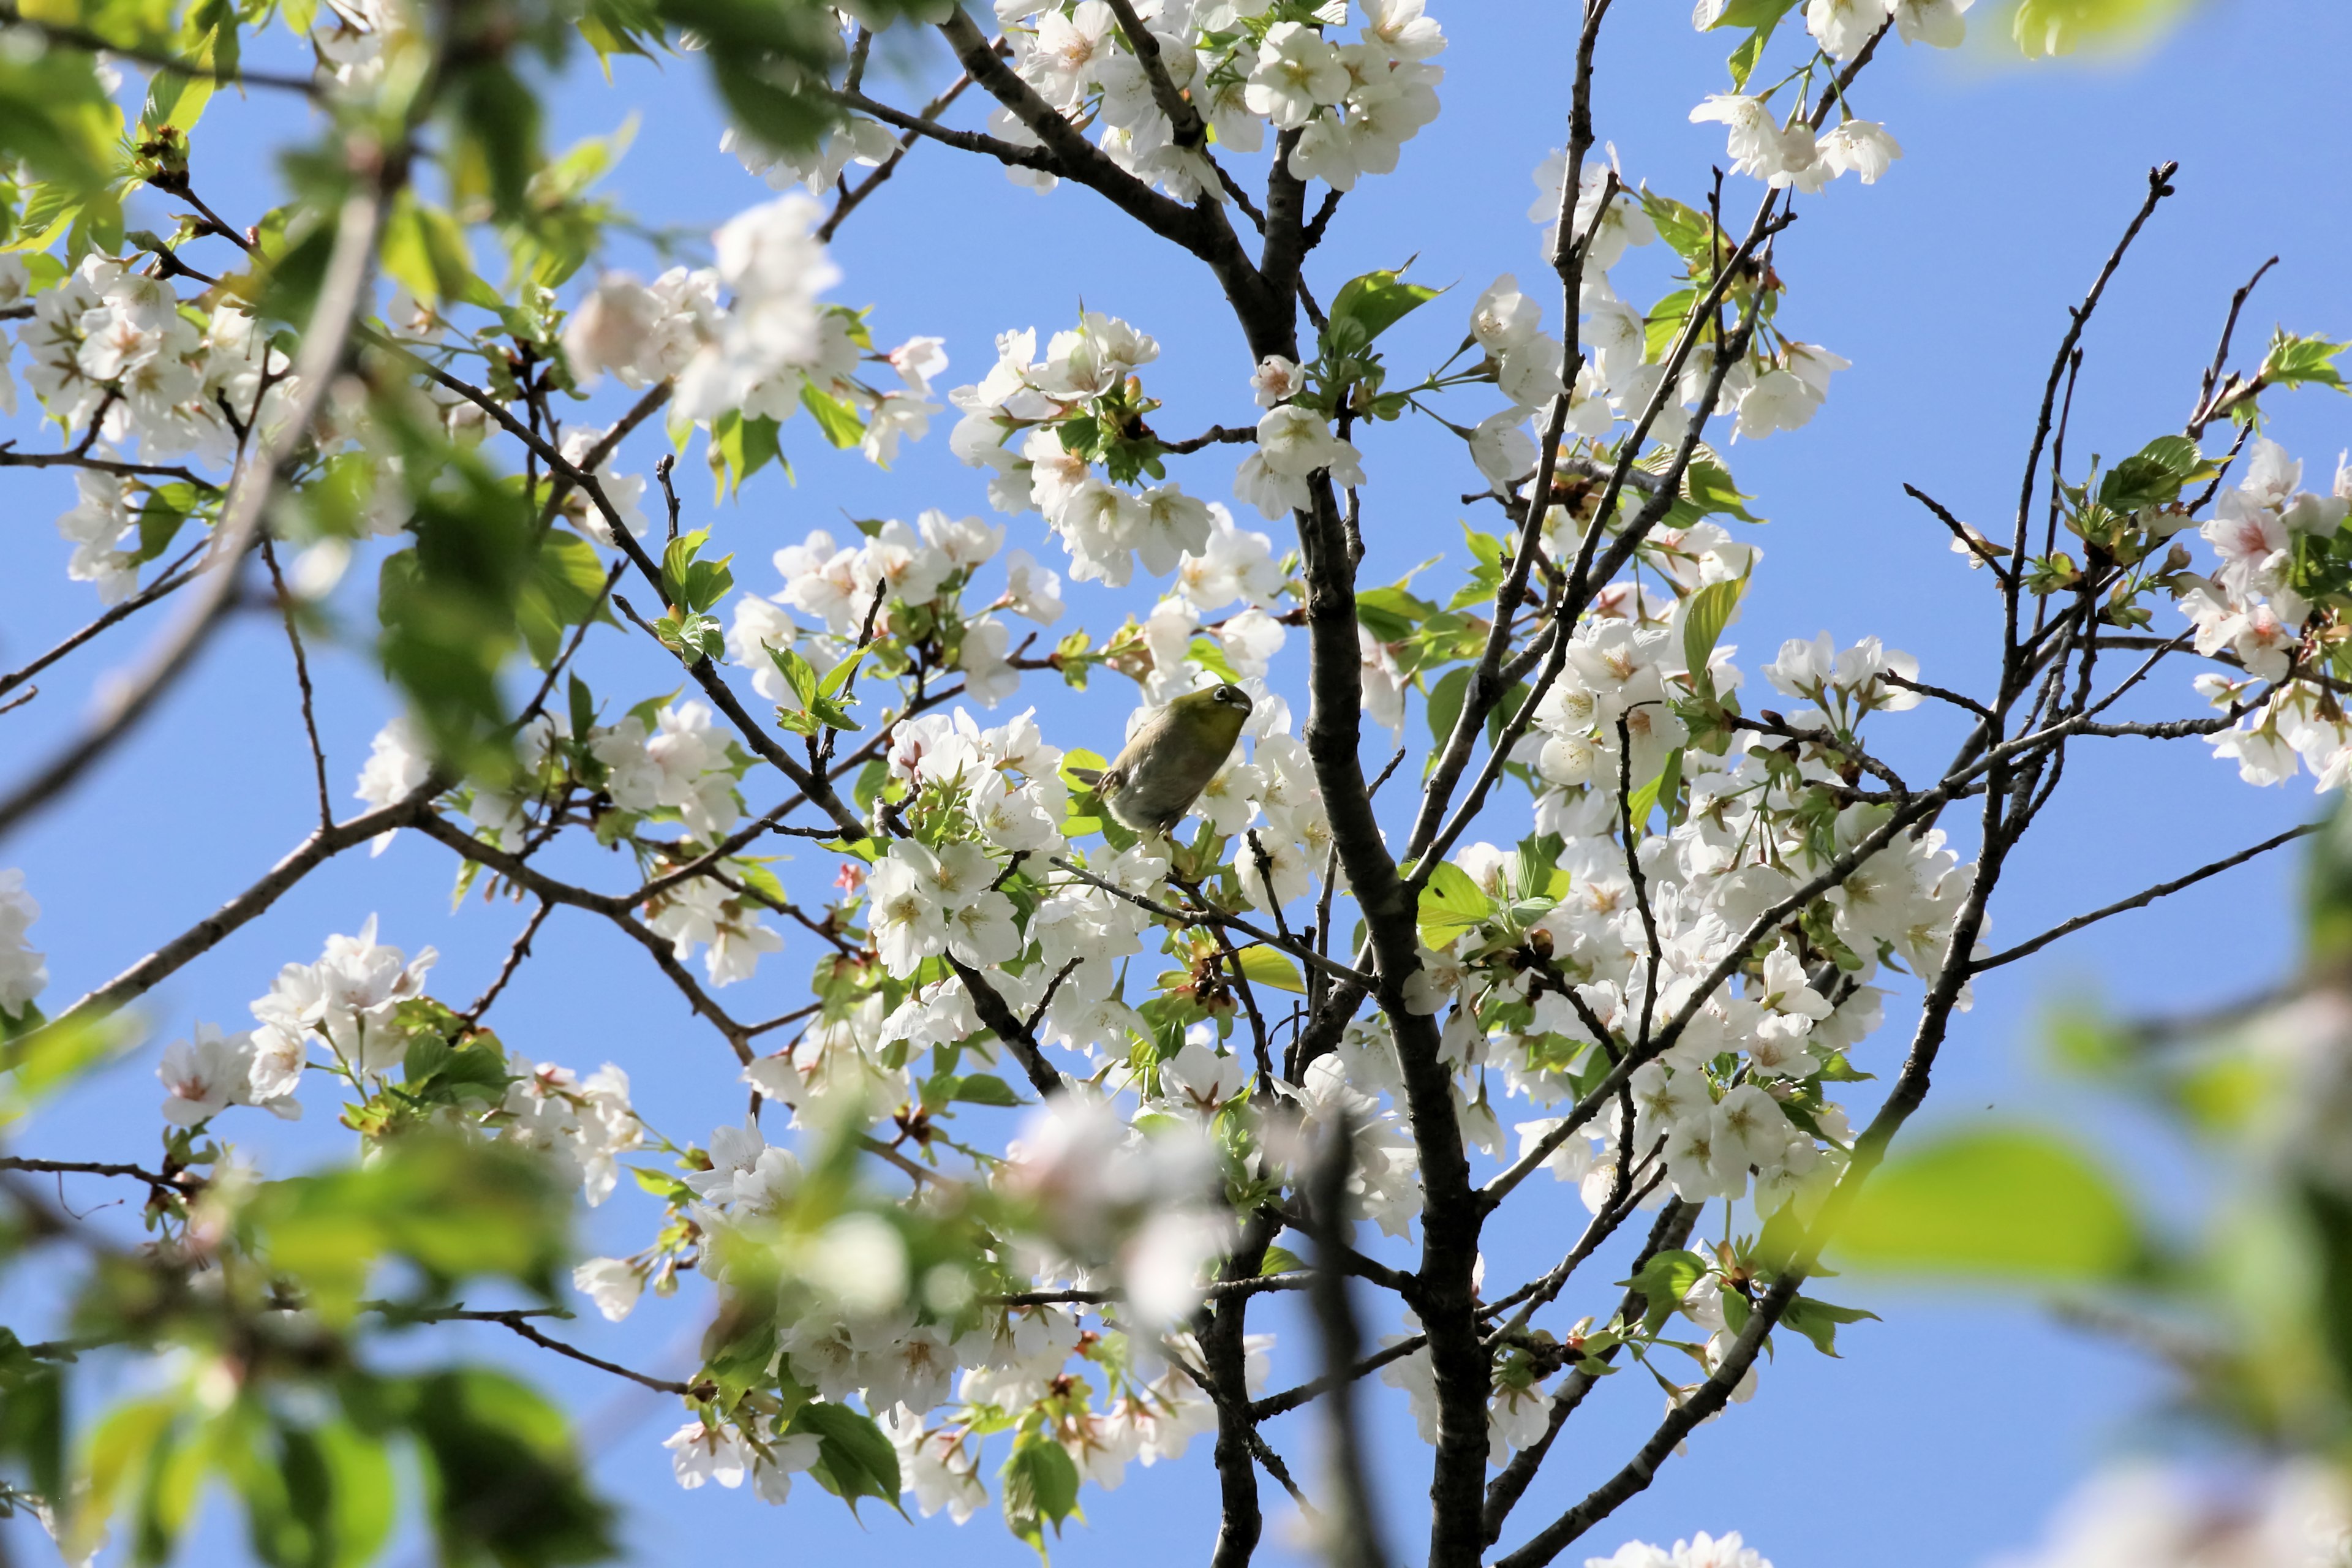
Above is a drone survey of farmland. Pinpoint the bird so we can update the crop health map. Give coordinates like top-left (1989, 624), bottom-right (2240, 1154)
top-left (1072, 683), bottom-right (1254, 839)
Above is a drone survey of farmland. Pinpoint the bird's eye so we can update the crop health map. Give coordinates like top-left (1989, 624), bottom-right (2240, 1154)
top-left (1216, 685), bottom-right (1240, 704)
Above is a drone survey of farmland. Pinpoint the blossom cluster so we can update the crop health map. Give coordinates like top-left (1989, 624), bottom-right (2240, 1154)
top-left (565, 194), bottom-right (942, 466)
top-left (1685, 0), bottom-right (1976, 195)
top-left (735, 1), bottom-right (1449, 207)
top-left (17, 252), bottom-right (298, 603)
top-left (151, 917), bottom-right (643, 1205)
top-left (947, 312), bottom-right (1225, 582)
top-left (2176, 440), bottom-right (2352, 787)
top-left (587, 1102), bottom-right (1246, 1513)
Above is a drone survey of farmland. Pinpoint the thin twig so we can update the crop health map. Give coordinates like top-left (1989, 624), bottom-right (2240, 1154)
top-left (1972, 822), bottom-right (2318, 971)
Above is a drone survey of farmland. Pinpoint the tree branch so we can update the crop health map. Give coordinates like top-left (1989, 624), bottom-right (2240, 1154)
top-left (1972, 821), bottom-right (2318, 971)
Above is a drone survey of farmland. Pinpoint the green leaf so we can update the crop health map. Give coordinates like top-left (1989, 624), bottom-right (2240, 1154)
top-left (567, 673), bottom-right (597, 743)
top-left (701, 1311), bottom-right (778, 1408)
top-left (951, 1073), bottom-right (1023, 1107)
top-left (1708, 0), bottom-right (1800, 25)
top-left (1261, 1245), bottom-right (1306, 1276)
top-left (0, 51), bottom-right (124, 196)
top-left (800, 380), bottom-right (867, 450)
top-left (708, 410), bottom-right (786, 499)
top-left (1639, 193), bottom-right (1712, 267)
top-left (1681, 576), bottom-right (1746, 697)
top-left (0, 1331), bottom-right (63, 1508)
top-left (767, 644), bottom-right (821, 712)
top-left (818, 644), bottom-right (872, 701)
top-left (1777, 1295), bottom-right (1879, 1358)
top-left (1621, 748), bottom-right (1681, 835)
top-left (135, 485), bottom-right (198, 564)
top-left (1683, 458), bottom-right (1764, 524)
top-left (660, 529), bottom-right (736, 615)
top-left (66, 1398), bottom-right (176, 1566)
top-left (789, 1403), bottom-right (905, 1518)
top-left (1623, 1248), bottom-right (1708, 1335)
top-left (1417, 861), bottom-right (1494, 949)
top-left (517, 530), bottom-right (611, 667)
top-left (2098, 434), bottom-right (2214, 513)
top-left (1724, 15), bottom-right (1782, 90)
top-left (1001, 1433), bottom-right (1082, 1553)
top-left (1326, 268), bottom-right (1442, 350)
top-left (1423, 664), bottom-right (1472, 770)
top-left (1235, 946), bottom-right (1307, 995)
top-left (1355, 584), bottom-right (1434, 643)
top-left (1645, 286), bottom-right (1700, 362)
top-left (1833, 1125), bottom-right (2147, 1280)
top-left (2261, 326), bottom-right (2350, 394)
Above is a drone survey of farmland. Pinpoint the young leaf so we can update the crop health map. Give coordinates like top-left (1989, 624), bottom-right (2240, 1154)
top-left (1624, 1248), bottom-right (1708, 1335)
top-left (1417, 861), bottom-right (1493, 949)
top-left (1326, 268), bottom-right (1443, 350)
top-left (1235, 946), bottom-right (1306, 995)
top-left (1681, 576), bottom-right (1746, 685)
top-left (1777, 1295), bottom-right (1880, 1357)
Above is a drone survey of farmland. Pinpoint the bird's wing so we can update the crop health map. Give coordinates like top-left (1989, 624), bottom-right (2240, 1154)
top-left (1104, 708), bottom-right (1176, 777)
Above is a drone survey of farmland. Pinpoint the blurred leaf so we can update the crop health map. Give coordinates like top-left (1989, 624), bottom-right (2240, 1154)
top-left (450, 60), bottom-right (545, 222)
top-left (2008, 0), bottom-right (2198, 57)
top-left (516, 530), bottom-right (612, 668)
top-left (404, 1368), bottom-right (617, 1567)
top-left (2304, 803), bottom-right (2352, 964)
top-left (251, 1137), bottom-right (571, 1320)
top-left (1834, 1125), bottom-right (2147, 1280)
top-left (376, 453), bottom-right (535, 782)
top-left (0, 1330), bottom-right (64, 1506)
top-left (0, 51), bottom-right (124, 194)
top-left (66, 1398), bottom-right (176, 1565)
top-left (0, 1008), bottom-right (143, 1125)
top-left (380, 194), bottom-right (499, 311)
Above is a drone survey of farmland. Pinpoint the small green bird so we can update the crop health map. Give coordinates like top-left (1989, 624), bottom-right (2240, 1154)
top-left (1076, 683), bottom-right (1255, 838)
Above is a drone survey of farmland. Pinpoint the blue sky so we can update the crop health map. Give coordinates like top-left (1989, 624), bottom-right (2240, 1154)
top-left (2, 1), bottom-right (2348, 1563)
